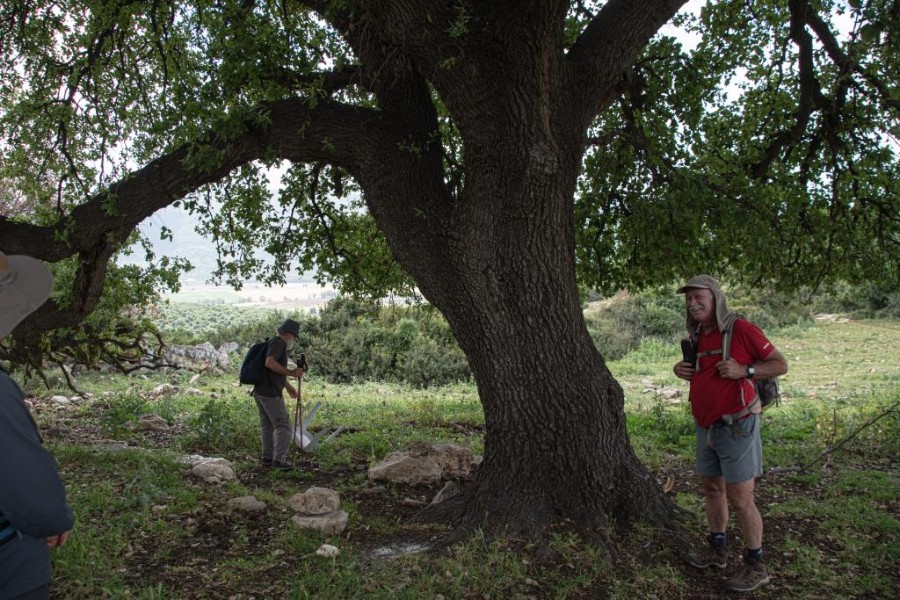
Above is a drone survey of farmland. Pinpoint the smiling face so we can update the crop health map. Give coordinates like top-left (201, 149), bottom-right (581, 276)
top-left (684, 287), bottom-right (716, 330)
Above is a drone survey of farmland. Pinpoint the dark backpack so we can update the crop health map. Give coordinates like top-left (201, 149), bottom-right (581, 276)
top-left (720, 314), bottom-right (781, 410)
top-left (239, 338), bottom-right (270, 385)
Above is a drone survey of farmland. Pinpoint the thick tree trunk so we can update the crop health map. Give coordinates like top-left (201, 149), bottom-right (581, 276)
top-left (365, 108), bottom-right (677, 535)
top-left (420, 207), bottom-right (676, 537)
top-left (345, 1), bottom-right (682, 534)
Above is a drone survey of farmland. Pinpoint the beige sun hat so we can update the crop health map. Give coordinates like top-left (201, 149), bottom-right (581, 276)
top-left (676, 273), bottom-right (733, 333)
top-left (0, 251), bottom-right (53, 339)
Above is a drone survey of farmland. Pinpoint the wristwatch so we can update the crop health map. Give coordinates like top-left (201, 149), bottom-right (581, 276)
top-left (746, 365), bottom-right (756, 379)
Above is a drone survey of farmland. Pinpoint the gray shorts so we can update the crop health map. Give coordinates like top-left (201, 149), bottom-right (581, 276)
top-left (695, 414), bottom-right (762, 484)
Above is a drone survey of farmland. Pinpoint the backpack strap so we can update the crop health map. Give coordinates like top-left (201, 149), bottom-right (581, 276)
top-left (721, 312), bottom-right (743, 362)
top-left (722, 313), bottom-right (757, 408)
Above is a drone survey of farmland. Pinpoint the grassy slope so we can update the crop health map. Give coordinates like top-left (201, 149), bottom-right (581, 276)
top-left (27, 319), bottom-right (900, 599)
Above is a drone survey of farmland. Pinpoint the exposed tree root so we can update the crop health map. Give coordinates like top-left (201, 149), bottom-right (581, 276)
top-left (412, 466), bottom-right (691, 558)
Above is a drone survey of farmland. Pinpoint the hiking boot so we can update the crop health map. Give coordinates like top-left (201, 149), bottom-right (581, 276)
top-left (272, 460), bottom-right (293, 471)
top-left (725, 557), bottom-right (770, 593)
top-left (260, 458), bottom-right (273, 467)
top-left (684, 536), bottom-right (727, 569)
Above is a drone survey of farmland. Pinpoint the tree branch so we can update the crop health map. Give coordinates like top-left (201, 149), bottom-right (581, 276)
top-left (804, 5), bottom-right (900, 112)
top-left (0, 98), bottom-right (398, 335)
top-left (769, 402), bottom-right (900, 474)
top-left (752, 0), bottom-right (899, 180)
top-left (752, 0), bottom-right (825, 180)
top-left (567, 0), bottom-right (688, 117)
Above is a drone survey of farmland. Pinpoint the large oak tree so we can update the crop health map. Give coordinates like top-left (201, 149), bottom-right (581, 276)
top-left (1, 0), bottom-right (897, 536)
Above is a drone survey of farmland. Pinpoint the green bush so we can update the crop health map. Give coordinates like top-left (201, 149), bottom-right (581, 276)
top-left (184, 398), bottom-right (244, 453)
top-left (101, 392), bottom-right (149, 435)
top-left (637, 300), bottom-right (683, 339)
top-left (586, 312), bottom-right (640, 361)
top-left (585, 293), bottom-right (683, 361)
top-left (292, 298), bottom-right (472, 386)
top-left (152, 281), bottom-right (895, 388)
top-left (397, 335), bottom-right (470, 387)
top-left (806, 281), bottom-right (900, 319)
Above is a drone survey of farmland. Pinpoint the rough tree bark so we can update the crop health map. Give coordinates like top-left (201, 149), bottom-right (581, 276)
top-left (2, 0), bottom-right (689, 537)
top-left (334, 0), bottom-right (686, 536)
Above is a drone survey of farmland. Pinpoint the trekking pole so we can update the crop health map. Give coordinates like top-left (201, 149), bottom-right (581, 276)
top-left (292, 381), bottom-right (302, 452)
top-left (293, 353), bottom-right (307, 452)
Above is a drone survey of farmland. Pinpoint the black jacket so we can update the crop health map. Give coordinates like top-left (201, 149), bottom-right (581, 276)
top-left (252, 337), bottom-right (289, 397)
top-left (0, 368), bottom-right (74, 599)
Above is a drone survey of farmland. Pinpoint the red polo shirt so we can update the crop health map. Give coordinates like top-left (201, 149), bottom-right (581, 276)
top-left (690, 318), bottom-right (777, 428)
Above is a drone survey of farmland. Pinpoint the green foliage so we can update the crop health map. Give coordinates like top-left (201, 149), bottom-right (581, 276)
top-left (397, 335), bottom-right (469, 388)
top-left (156, 303), bottom-right (302, 346)
top-left (101, 391), bottom-right (150, 435)
top-left (627, 398), bottom-right (695, 455)
top-left (184, 398), bottom-right (245, 453)
top-left (2, 0), bottom-right (895, 345)
top-left (805, 280), bottom-right (900, 319)
top-left (584, 292), bottom-right (684, 361)
top-left (1, 249), bottom-right (191, 369)
top-left (575, 1), bottom-right (899, 295)
top-left (299, 297), bottom-right (470, 387)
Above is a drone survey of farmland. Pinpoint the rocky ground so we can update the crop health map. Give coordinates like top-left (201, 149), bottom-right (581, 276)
top-left (31, 392), bottom-right (899, 599)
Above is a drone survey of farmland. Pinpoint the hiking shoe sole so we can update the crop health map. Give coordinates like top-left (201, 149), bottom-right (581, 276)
top-left (685, 556), bottom-right (726, 569)
top-left (726, 572), bottom-right (770, 593)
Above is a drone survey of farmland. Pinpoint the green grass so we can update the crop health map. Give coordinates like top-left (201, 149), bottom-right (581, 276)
top-left (24, 318), bottom-right (900, 598)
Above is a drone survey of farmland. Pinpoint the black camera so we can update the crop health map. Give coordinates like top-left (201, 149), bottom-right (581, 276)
top-left (680, 338), bottom-right (697, 365)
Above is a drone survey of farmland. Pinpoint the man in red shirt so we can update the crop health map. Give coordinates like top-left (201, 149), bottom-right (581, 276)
top-left (673, 275), bottom-right (788, 593)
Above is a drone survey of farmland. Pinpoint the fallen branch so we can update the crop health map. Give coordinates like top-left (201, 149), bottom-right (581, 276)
top-left (769, 401), bottom-right (900, 474)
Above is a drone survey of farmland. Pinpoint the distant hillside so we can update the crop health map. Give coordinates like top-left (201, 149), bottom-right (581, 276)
top-left (121, 205), bottom-right (314, 285)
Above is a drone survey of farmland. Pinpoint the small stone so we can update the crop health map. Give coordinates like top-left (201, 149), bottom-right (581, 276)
top-left (368, 451), bottom-right (442, 484)
top-left (139, 414), bottom-right (170, 431)
top-left (315, 544), bottom-right (340, 557)
top-left (189, 457), bottom-right (236, 483)
top-left (228, 496), bottom-right (267, 513)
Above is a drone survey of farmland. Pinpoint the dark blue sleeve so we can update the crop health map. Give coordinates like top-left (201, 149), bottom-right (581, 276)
top-left (0, 373), bottom-right (75, 539)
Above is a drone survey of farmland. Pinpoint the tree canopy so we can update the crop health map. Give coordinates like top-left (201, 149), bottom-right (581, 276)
top-left (2, 1), bottom-right (896, 321)
top-left (1, 0), bottom-right (898, 536)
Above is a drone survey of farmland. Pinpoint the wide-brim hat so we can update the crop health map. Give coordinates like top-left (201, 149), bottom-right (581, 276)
top-left (676, 273), bottom-right (732, 333)
top-left (676, 274), bottom-right (720, 294)
top-left (0, 252), bottom-right (53, 339)
top-left (278, 318), bottom-right (301, 337)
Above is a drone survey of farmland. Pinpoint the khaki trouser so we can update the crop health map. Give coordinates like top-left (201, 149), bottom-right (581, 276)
top-left (253, 393), bottom-right (291, 463)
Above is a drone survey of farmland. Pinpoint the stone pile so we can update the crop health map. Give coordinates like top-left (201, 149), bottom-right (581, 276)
top-left (288, 487), bottom-right (348, 535)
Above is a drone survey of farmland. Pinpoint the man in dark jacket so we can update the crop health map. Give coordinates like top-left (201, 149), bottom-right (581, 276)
top-left (0, 252), bottom-right (75, 600)
top-left (252, 319), bottom-right (304, 470)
